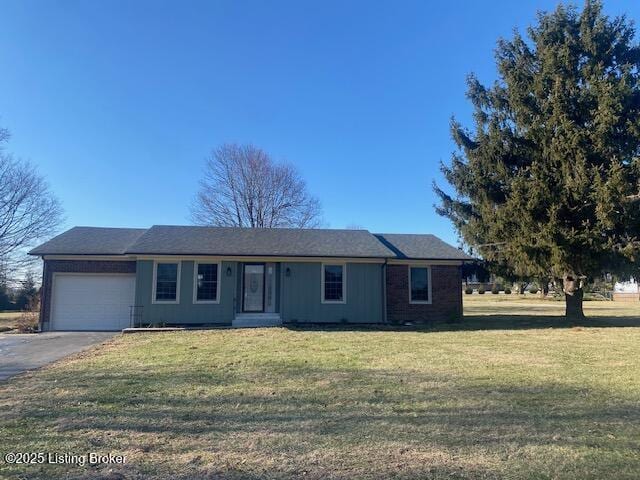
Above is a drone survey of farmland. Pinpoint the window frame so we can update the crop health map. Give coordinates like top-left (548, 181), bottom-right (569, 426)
top-left (192, 261), bottom-right (221, 304)
top-left (408, 265), bottom-right (432, 304)
top-left (321, 262), bottom-right (347, 304)
top-left (152, 261), bottom-right (181, 304)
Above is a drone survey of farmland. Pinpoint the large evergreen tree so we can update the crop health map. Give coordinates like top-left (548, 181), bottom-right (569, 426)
top-left (435, 0), bottom-right (640, 319)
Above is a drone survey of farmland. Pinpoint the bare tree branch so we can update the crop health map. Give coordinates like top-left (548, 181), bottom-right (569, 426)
top-left (0, 130), bottom-right (64, 279)
top-left (190, 143), bottom-right (322, 228)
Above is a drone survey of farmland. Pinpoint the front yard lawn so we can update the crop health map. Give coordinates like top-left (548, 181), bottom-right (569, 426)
top-left (1, 300), bottom-right (639, 479)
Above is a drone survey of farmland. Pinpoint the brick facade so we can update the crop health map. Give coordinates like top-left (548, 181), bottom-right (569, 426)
top-left (40, 260), bottom-right (137, 330)
top-left (386, 264), bottom-right (462, 324)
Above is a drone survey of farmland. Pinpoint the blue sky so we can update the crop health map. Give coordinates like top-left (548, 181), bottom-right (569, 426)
top-left (1, 0), bottom-right (638, 246)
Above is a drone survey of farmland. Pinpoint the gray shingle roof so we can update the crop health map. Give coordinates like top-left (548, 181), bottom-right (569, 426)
top-left (128, 225), bottom-right (395, 258)
top-left (374, 233), bottom-right (473, 260)
top-left (29, 225), bottom-right (471, 261)
top-left (29, 227), bottom-right (147, 255)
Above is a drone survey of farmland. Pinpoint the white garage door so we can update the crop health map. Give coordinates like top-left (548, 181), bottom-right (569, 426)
top-left (51, 274), bottom-right (136, 331)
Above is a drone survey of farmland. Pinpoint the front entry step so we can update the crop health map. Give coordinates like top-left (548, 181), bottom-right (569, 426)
top-left (232, 313), bottom-right (282, 328)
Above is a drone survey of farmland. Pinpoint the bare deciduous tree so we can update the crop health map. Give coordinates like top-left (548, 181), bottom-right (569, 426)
top-left (190, 143), bottom-right (322, 228)
top-left (0, 127), bottom-right (63, 275)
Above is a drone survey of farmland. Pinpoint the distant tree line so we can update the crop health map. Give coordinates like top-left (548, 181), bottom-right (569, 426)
top-left (0, 271), bottom-right (39, 311)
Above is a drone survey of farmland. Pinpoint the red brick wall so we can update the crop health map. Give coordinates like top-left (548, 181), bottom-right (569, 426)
top-left (386, 264), bottom-right (462, 324)
top-left (40, 260), bottom-right (137, 330)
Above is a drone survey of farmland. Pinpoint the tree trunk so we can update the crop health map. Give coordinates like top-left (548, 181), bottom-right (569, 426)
top-left (563, 274), bottom-right (585, 320)
top-left (539, 280), bottom-right (549, 299)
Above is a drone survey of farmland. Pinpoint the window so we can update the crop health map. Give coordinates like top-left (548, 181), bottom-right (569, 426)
top-left (154, 262), bottom-right (180, 303)
top-left (409, 266), bottom-right (431, 303)
top-left (194, 262), bottom-right (219, 303)
top-left (322, 263), bottom-right (346, 303)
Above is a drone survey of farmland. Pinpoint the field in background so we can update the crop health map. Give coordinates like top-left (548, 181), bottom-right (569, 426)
top-left (0, 311), bottom-right (24, 331)
top-left (464, 293), bottom-right (639, 315)
top-left (461, 293), bottom-right (638, 330)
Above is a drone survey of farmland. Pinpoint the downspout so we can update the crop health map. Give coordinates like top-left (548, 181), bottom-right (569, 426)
top-left (382, 259), bottom-right (388, 324)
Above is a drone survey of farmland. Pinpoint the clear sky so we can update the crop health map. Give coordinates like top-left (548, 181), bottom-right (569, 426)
top-left (1, 0), bottom-right (638, 246)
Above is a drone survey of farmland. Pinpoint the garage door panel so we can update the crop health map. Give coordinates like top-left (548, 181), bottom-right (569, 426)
top-left (52, 275), bottom-right (135, 331)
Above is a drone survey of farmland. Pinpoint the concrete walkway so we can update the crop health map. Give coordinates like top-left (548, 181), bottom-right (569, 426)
top-left (0, 332), bottom-right (116, 381)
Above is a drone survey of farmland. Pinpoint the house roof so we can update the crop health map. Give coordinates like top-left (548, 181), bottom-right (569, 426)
top-left (374, 233), bottom-right (473, 260)
top-left (127, 225), bottom-right (396, 258)
top-left (29, 225), bottom-right (472, 261)
top-left (29, 226), bottom-right (147, 256)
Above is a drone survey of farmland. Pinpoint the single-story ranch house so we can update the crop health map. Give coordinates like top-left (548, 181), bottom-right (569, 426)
top-left (29, 225), bottom-right (471, 331)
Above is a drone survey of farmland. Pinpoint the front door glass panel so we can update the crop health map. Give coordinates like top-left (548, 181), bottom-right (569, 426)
top-left (243, 264), bottom-right (264, 312)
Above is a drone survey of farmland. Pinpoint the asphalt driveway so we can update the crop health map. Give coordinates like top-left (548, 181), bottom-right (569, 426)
top-left (0, 332), bottom-right (116, 381)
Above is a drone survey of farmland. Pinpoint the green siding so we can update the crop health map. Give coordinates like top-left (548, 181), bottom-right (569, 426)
top-left (135, 260), bottom-right (237, 325)
top-left (280, 262), bottom-right (384, 323)
top-left (134, 259), bottom-right (385, 325)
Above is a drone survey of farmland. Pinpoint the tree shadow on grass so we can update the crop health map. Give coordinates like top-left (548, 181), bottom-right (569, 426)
top-left (434, 314), bottom-right (640, 331)
top-left (2, 366), bottom-right (640, 479)
top-left (283, 313), bottom-right (640, 333)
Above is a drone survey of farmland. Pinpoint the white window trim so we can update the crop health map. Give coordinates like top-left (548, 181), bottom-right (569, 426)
top-left (321, 263), bottom-right (347, 304)
top-left (192, 261), bottom-right (221, 304)
top-left (409, 265), bottom-right (432, 304)
top-left (152, 261), bottom-right (181, 304)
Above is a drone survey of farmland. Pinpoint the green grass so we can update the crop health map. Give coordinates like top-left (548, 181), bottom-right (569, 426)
top-left (461, 294), bottom-right (639, 328)
top-left (1, 299), bottom-right (639, 479)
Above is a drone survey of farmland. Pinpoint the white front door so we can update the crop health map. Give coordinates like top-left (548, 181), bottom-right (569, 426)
top-left (243, 264), bottom-right (264, 312)
top-left (51, 274), bottom-right (135, 331)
